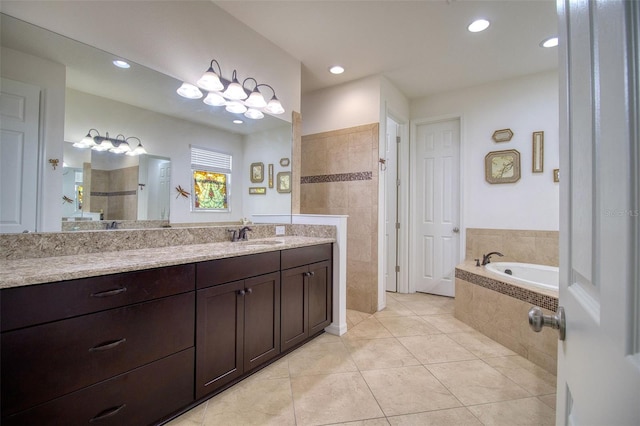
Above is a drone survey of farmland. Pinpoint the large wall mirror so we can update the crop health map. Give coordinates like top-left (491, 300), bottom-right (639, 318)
top-left (1, 13), bottom-right (293, 230)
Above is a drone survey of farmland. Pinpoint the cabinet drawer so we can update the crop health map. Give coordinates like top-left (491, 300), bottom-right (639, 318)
top-left (1, 292), bottom-right (195, 415)
top-left (1, 263), bottom-right (195, 331)
top-left (281, 244), bottom-right (332, 270)
top-left (2, 348), bottom-right (195, 426)
top-left (196, 251), bottom-right (279, 289)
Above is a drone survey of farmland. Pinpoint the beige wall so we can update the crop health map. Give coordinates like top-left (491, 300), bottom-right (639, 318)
top-left (300, 123), bottom-right (379, 313)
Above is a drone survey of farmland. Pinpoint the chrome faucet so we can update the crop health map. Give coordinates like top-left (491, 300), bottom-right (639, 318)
top-left (481, 251), bottom-right (504, 265)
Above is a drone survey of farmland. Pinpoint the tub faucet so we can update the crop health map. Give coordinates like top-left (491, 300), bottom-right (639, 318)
top-left (481, 251), bottom-right (504, 265)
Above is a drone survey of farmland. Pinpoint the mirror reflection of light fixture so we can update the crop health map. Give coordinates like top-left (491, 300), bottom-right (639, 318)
top-left (176, 82), bottom-right (203, 99)
top-left (72, 129), bottom-right (147, 156)
top-left (177, 59), bottom-right (285, 120)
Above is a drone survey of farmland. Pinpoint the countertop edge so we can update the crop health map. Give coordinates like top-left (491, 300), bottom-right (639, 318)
top-left (0, 237), bottom-right (334, 289)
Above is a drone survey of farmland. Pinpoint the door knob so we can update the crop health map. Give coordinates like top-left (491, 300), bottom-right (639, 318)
top-left (528, 306), bottom-right (566, 341)
top-left (452, 227), bottom-right (460, 233)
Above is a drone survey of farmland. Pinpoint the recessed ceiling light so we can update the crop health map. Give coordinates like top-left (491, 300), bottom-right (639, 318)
top-left (112, 59), bottom-right (130, 69)
top-left (329, 65), bottom-right (345, 75)
top-left (540, 36), bottom-right (559, 48)
top-left (468, 19), bottom-right (490, 33)
top-left (233, 119), bottom-right (244, 124)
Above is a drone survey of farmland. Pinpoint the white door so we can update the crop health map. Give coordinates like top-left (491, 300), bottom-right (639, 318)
top-left (556, 0), bottom-right (640, 424)
top-left (411, 118), bottom-right (460, 297)
top-left (0, 78), bottom-right (40, 233)
top-left (384, 116), bottom-right (400, 292)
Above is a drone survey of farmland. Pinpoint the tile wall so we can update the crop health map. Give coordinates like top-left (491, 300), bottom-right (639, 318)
top-left (465, 228), bottom-right (559, 266)
top-left (88, 166), bottom-right (139, 220)
top-left (300, 123), bottom-right (379, 313)
top-left (455, 276), bottom-right (558, 374)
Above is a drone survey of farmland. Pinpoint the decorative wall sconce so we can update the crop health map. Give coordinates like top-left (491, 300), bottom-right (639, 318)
top-left (72, 129), bottom-right (147, 156)
top-left (177, 59), bottom-right (285, 120)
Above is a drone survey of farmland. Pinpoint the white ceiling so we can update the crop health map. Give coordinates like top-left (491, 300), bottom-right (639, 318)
top-left (215, 0), bottom-right (559, 98)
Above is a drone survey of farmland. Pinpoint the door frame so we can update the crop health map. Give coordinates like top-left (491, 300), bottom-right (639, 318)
top-left (408, 114), bottom-right (465, 294)
top-left (378, 106), bottom-right (409, 308)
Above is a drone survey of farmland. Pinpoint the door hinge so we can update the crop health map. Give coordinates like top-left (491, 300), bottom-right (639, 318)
top-left (395, 265), bottom-right (400, 273)
top-left (396, 178), bottom-right (401, 187)
top-left (395, 222), bottom-right (400, 230)
top-left (396, 136), bottom-right (401, 144)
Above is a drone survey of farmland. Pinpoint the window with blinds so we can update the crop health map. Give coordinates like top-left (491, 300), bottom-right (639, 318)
top-left (190, 146), bottom-right (232, 211)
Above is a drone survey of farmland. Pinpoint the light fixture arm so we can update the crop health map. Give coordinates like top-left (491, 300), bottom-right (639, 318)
top-left (242, 77), bottom-right (259, 92)
top-left (208, 59), bottom-right (222, 76)
top-left (256, 83), bottom-right (277, 97)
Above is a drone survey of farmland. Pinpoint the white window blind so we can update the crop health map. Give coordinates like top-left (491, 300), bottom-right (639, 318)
top-left (190, 146), bottom-right (232, 173)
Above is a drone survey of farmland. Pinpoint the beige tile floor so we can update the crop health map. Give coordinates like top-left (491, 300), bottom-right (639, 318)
top-left (167, 292), bottom-right (557, 426)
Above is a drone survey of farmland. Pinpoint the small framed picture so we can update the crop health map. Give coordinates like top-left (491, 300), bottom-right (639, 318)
top-left (250, 162), bottom-right (264, 183)
top-left (532, 131), bottom-right (544, 173)
top-left (248, 187), bottom-right (266, 195)
top-left (279, 158), bottom-right (290, 167)
top-left (485, 149), bottom-right (521, 184)
top-left (277, 172), bottom-right (291, 193)
top-left (268, 164), bottom-right (274, 188)
top-left (492, 129), bottom-right (514, 143)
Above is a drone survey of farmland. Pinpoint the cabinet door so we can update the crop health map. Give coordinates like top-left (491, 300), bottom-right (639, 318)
top-left (308, 261), bottom-right (332, 336)
top-left (243, 272), bottom-right (280, 371)
top-left (280, 266), bottom-right (308, 352)
top-left (196, 281), bottom-right (244, 399)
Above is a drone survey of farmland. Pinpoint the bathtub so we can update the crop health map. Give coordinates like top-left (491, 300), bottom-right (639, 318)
top-left (485, 262), bottom-right (558, 291)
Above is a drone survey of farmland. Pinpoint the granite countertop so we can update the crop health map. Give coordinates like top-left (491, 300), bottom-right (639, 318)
top-left (0, 236), bottom-right (334, 289)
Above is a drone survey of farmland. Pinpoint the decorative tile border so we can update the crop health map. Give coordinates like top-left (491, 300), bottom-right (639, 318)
top-left (455, 268), bottom-right (558, 312)
top-left (301, 171), bottom-right (372, 184)
top-left (91, 191), bottom-right (137, 196)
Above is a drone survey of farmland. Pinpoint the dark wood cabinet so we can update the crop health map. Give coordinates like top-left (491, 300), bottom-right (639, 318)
top-left (2, 348), bottom-right (194, 426)
top-left (0, 265), bottom-right (196, 424)
top-left (281, 244), bottom-right (332, 352)
top-left (2, 292), bottom-right (194, 415)
top-left (196, 253), bottom-right (281, 399)
top-left (1, 243), bottom-right (332, 424)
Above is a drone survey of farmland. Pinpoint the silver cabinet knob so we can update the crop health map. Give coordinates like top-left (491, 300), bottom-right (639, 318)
top-left (528, 306), bottom-right (566, 341)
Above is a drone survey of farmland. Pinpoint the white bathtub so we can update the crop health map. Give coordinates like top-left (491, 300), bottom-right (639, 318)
top-left (485, 262), bottom-right (558, 291)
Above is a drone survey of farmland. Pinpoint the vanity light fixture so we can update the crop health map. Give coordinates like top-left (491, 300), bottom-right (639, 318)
top-left (73, 129), bottom-right (147, 156)
top-left (540, 36), bottom-right (558, 48)
top-left (177, 59), bottom-right (285, 120)
top-left (468, 19), bottom-right (490, 33)
top-left (176, 82), bottom-right (203, 99)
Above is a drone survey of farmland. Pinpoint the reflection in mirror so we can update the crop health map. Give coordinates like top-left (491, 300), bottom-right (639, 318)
top-left (1, 13), bottom-right (293, 231)
top-left (62, 142), bottom-right (170, 222)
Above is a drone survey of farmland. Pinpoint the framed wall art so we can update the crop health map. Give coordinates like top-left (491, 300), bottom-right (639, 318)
top-left (485, 149), bottom-right (521, 184)
top-left (532, 131), bottom-right (544, 173)
top-left (268, 164), bottom-right (274, 188)
top-left (250, 162), bottom-right (264, 183)
top-left (248, 187), bottom-right (266, 195)
top-left (277, 172), bottom-right (291, 193)
top-left (492, 128), bottom-right (514, 143)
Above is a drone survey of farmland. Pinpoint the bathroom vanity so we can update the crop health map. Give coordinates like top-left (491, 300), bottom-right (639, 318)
top-left (0, 237), bottom-right (333, 425)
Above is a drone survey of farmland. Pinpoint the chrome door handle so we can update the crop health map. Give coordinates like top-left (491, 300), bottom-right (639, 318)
top-left (528, 306), bottom-right (566, 341)
top-left (452, 227), bottom-right (460, 233)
